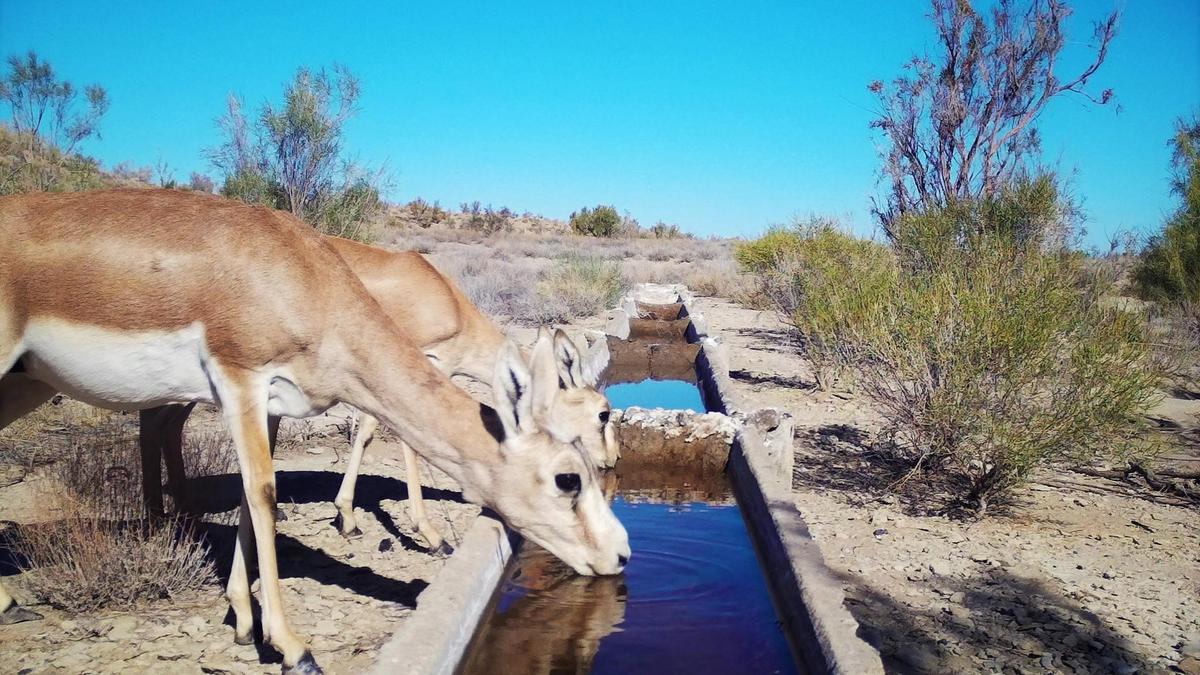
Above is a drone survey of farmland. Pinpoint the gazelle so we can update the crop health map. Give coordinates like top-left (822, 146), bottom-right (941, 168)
top-left (140, 237), bottom-right (619, 552)
top-left (0, 189), bottom-right (630, 675)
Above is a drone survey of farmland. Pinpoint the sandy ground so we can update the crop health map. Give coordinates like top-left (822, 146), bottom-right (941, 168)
top-left (1, 293), bottom-right (1196, 675)
top-left (0, 403), bottom-right (479, 675)
top-left (701, 297), bottom-right (1200, 675)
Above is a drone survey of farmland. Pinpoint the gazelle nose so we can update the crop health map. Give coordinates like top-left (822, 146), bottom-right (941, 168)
top-left (617, 554), bottom-right (629, 568)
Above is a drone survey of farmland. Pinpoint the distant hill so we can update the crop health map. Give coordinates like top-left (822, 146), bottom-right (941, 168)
top-left (387, 198), bottom-right (571, 235)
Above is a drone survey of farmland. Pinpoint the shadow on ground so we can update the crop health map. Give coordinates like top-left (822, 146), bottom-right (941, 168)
top-left (834, 565), bottom-right (1156, 674)
top-left (792, 423), bottom-right (1045, 518)
top-left (729, 369), bottom-right (816, 390)
top-left (183, 470), bottom-right (465, 546)
top-left (733, 327), bottom-right (806, 355)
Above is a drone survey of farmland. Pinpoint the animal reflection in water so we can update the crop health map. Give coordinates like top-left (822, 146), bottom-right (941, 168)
top-left (462, 465), bottom-right (800, 675)
top-left (462, 547), bottom-right (629, 675)
top-left (462, 470), bottom-right (624, 675)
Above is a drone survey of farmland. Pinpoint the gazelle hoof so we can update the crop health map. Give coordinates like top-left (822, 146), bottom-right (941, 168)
top-left (433, 541), bottom-right (455, 557)
top-left (332, 513), bottom-right (358, 537)
top-left (233, 631), bottom-right (255, 646)
top-left (282, 651), bottom-right (323, 675)
top-left (274, 507), bottom-right (288, 522)
top-left (0, 603), bottom-right (42, 625)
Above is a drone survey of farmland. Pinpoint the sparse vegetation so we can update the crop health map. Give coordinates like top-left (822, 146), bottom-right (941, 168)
top-left (569, 205), bottom-right (621, 237)
top-left (461, 201), bottom-right (513, 235)
top-left (850, 228), bottom-right (1161, 513)
top-left (535, 255), bottom-right (628, 323)
top-left (10, 412), bottom-right (215, 611)
top-left (1135, 115), bottom-right (1200, 309)
top-left (740, 190), bottom-right (1163, 512)
top-left (650, 221), bottom-right (682, 238)
top-left (736, 219), bottom-right (897, 390)
top-left (0, 51), bottom-right (111, 195)
top-left (208, 65), bottom-right (384, 241)
top-left (400, 197), bottom-right (450, 228)
top-left (869, 0), bottom-right (1117, 234)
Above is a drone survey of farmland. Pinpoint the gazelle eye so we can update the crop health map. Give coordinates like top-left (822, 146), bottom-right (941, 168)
top-left (598, 411), bottom-right (610, 425)
top-left (555, 473), bottom-right (582, 494)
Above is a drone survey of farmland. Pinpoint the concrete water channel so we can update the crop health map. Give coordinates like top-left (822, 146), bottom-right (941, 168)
top-left (372, 284), bottom-right (883, 675)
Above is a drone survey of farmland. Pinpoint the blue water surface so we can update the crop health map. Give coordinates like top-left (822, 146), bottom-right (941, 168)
top-left (605, 379), bottom-right (706, 412)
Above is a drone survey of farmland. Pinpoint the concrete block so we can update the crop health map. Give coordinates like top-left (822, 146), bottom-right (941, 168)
top-left (604, 308), bottom-right (630, 340)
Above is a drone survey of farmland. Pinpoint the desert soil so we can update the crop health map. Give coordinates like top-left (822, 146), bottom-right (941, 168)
top-left (700, 297), bottom-right (1200, 675)
top-left (0, 402), bottom-right (479, 675)
top-left (1, 297), bottom-right (1197, 675)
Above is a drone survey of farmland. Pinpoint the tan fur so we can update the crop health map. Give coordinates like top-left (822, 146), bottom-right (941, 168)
top-left (0, 189), bottom-right (629, 672)
top-left (145, 235), bottom-right (617, 547)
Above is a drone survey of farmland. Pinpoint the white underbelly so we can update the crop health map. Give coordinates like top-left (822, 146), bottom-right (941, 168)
top-left (20, 318), bottom-right (215, 410)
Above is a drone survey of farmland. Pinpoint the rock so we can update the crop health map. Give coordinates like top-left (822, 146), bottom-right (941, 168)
top-left (1182, 639), bottom-right (1200, 659)
top-left (893, 642), bottom-right (941, 672)
top-left (106, 615), bottom-right (139, 641)
top-left (309, 620), bottom-right (340, 636)
top-left (873, 528), bottom-right (889, 539)
top-left (1177, 656), bottom-right (1200, 675)
top-left (180, 616), bottom-right (208, 639)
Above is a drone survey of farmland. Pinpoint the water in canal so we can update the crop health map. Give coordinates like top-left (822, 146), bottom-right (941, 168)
top-left (458, 303), bottom-right (800, 674)
top-left (458, 466), bottom-right (798, 675)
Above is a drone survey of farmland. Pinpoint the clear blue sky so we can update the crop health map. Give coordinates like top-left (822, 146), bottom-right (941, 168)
top-left (2, 1), bottom-right (1197, 246)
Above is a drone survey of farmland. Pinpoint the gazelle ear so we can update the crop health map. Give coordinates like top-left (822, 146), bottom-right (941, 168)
top-left (529, 328), bottom-right (560, 417)
top-left (552, 329), bottom-right (585, 389)
top-left (493, 339), bottom-right (534, 438)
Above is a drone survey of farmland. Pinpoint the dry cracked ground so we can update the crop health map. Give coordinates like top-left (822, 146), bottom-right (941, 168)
top-left (0, 403), bottom-right (480, 675)
top-left (1, 299), bottom-right (1197, 675)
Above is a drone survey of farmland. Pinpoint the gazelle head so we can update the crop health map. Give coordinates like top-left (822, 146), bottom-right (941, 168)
top-left (537, 329), bottom-right (619, 468)
top-left (487, 336), bottom-right (630, 576)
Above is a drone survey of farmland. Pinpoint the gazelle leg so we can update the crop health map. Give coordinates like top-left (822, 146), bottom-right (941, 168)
top-left (0, 375), bottom-right (52, 624)
top-left (226, 496), bottom-right (256, 645)
top-left (140, 407), bottom-right (168, 518)
top-left (220, 375), bottom-right (318, 674)
top-left (161, 403), bottom-right (196, 512)
top-left (0, 581), bottom-right (41, 625)
top-left (333, 413), bottom-right (376, 537)
top-left (266, 415), bottom-right (286, 521)
top-left (0, 374), bottom-right (55, 430)
top-left (226, 413), bottom-right (285, 646)
top-left (402, 439), bottom-right (448, 553)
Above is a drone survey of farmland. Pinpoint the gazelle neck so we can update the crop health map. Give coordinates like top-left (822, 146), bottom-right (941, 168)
top-left (331, 313), bottom-right (506, 503)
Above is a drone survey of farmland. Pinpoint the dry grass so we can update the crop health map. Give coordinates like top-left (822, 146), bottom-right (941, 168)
top-left (385, 223), bottom-right (744, 323)
top-left (8, 411), bottom-right (216, 611)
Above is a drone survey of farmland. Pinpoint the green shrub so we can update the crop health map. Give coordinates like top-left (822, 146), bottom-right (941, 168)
top-left (0, 124), bottom-right (110, 195)
top-left (650, 221), bottom-right (682, 239)
top-left (317, 178), bottom-right (381, 242)
top-left (569, 205), bottom-right (621, 237)
top-left (739, 209), bottom-right (1162, 513)
top-left (535, 255), bottom-right (628, 322)
top-left (733, 226), bottom-right (806, 273)
top-left (219, 166), bottom-right (279, 207)
top-left (403, 197), bottom-right (449, 228)
top-left (736, 219), bottom-right (897, 389)
top-left (1135, 116), bottom-right (1200, 307)
top-left (460, 201), bottom-right (512, 235)
top-left (890, 174), bottom-right (1071, 272)
top-left (850, 234), bottom-right (1161, 513)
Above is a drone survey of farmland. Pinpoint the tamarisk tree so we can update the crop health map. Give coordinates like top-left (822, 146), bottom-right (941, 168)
top-left (869, 0), bottom-right (1118, 237)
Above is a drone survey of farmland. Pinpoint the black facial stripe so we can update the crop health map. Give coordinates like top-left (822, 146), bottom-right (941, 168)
top-left (508, 369), bottom-right (524, 427)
